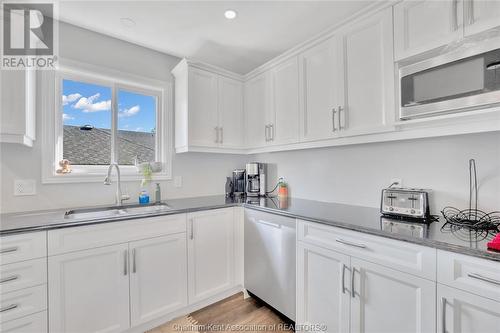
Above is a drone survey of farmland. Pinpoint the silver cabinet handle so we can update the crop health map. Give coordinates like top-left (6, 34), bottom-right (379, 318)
top-left (255, 219), bottom-right (281, 229)
top-left (0, 304), bottom-right (18, 313)
top-left (338, 106), bottom-right (345, 130)
top-left (468, 0), bottom-right (475, 25)
top-left (351, 267), bottom-right (356, 298)
top-left (468, 273), bottom-right (500, 286)
top-left (265, 125), bottom-right (269, 142)
top-left (220, 127), bottom-right (223, 144)
top-left (190, 219), bottom-right (194, 240)
top-left (341, 264), bottom-right (347, 294)
top-left (0, 247), bottom-right (18, 254)
top-left (441, 297), bottom-right (447, 333)
top-left (336, 238), bottom-right (367, 249)
top-left (0, 275), bottom-right (19, 284)
top-left (214, 127), bottom-right (219, 143)
top-left (332, 108), bottom-right (337, 132)
top-left (270, 124), bottom-right (274, 141)
top-left (452, 0), bottom-right (458, 31)
top-left (123, 250), bottom-right (128, 276)
top-left (132, 248), bottom-right (137, 273)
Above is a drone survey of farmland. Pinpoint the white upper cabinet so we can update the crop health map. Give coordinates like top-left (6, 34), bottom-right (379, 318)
top-left (299, 36), bottom-right (342, 142)
top-left (218, 76), bottom-right (244, 148)
top-left (0, 69), bottom-right (36, 147)
top-left (270, 56), bottom-right (300, 145)
top-left (464, 0), bottom-right (500, 36)
top-left (338, 7), bottom-right (395, 136)
top-left (129, 234), bottom-right (188, 327)
top-left (187, 208), bottom-right (235, 304)
top-left (394, 0), bottom-right (464, 60)
top-left (244, 71), bottom-right (271, 148)
top-left (188, 67), bottom-right (219, 148)
top-left (172, 59), bottom-right (245, 153)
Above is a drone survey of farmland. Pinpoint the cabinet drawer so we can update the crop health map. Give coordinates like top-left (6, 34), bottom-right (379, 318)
top-left (48, 214), bottom-right (186, 255)
top-left (0, 258), bottom-right (46, 294)
top-left (0, 311), bottom-right (47, 333)
top-left (0, 285), bottom-right (47, 323)
top-left (437, 250), bottom-right (500, 302)
top-left (298, 220), bottom-right (436, 280)
top-left (0, 232), bottom-right (46, 265)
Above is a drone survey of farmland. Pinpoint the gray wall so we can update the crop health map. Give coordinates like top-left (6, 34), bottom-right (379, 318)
top-left (253, 132), bottom-right (500, 214)
top-left (0, 22), bottom-right (247, 213)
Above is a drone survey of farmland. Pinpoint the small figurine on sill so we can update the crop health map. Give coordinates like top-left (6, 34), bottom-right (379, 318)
top-left (56, 159), bottom-right (72, 174)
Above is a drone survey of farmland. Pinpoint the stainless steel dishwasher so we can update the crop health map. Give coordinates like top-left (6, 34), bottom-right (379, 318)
top-left (244, 209), bottom-right (296, 321)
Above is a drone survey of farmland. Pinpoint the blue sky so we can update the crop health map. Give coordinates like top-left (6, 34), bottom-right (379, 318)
top-left (62, 79), bottom-right (156, 133)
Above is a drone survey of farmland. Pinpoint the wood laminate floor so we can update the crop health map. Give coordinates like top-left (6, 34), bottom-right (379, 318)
top-left (148, 292), bottom-right (294, 333)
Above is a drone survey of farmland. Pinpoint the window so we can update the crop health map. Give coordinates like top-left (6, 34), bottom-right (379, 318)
top-left (41, 61), bottom-right (172, 183)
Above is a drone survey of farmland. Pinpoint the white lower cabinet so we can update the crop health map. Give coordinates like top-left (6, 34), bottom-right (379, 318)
top-left (438, 284), bottom-right (500, 333)
top-left (129, 234), bottom-right (188, 326)
top-left (48, 243), bottom-right (130, 333)
top-left (296, 242), bottom-right (350, 333)
top-left (0, 311), bottom-right (47, 333)
top-left (350, 258), bottom-right (436, 333)
top-left (297, 242), bottom-right (436, 333)
top-left (187, 208), bottom-right (235, 304)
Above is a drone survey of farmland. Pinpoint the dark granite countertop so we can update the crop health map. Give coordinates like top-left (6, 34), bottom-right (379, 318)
top-left (1, 195), bottom-right (499, 262)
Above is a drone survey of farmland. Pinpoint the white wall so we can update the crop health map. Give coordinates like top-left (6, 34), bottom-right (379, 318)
top-left (0, 22), bottom-right (247, 213)
top-left (253, 132), bottom-right (500, 214)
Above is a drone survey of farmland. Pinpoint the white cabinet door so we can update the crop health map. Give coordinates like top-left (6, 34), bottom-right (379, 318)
top-left (187, 208), bottom-right (235, 304)
top-left (296, 242), bottom-right (350, 333)
top-left (339, 7), bottom-right (395, 137)
top-left (129, 234), bottom-right (188, 326)
top-left (350, 258), bottom-right (436, 333)
top-left (270, 56), bottom-right (300, 145)
top-left (394, 0), bottom-right (464, 60)
top-left (299, 36), bottom-right (342, 142)
top-left (48, 244), bottom-right (130, 333)
top-left (244, 72), bottom-right (270, 148)
top-left (219, 76), bottom-right (244, 148)
top-left (438, 284), bottom-right (500, 333)
top-left (465, 0), bottom-right (500, 36)
top-left (188, 67), bottom-right (219, 147)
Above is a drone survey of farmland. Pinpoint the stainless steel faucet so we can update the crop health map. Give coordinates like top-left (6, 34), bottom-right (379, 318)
top-left (104, 163), bottom-right (130, 206)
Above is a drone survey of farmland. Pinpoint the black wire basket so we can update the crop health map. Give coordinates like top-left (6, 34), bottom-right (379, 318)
top-left (441, 159), bottom-right (500, 239)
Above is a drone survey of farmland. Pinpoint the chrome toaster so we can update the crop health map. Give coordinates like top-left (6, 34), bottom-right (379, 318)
top-left (381, 188), bottom-right (430, 219)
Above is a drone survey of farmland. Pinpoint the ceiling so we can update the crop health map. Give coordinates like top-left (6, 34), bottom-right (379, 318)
top-left (58, 1), bottom-right (372, 74)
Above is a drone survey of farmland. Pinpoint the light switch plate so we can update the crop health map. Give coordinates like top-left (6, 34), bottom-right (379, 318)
top-left (14, 179), bottom-right (36, 196)
top-left (174, 176), bottom-right (182, 188)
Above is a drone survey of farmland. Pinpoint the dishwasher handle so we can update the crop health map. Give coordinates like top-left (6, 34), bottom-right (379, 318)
top-left (254, 219), bottom-right (282, 229)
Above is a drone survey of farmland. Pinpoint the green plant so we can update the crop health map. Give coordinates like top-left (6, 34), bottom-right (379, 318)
top-left (139, 163), bottom-right (153, 187)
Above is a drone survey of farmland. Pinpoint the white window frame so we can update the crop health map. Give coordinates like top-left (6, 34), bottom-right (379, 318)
top-left (41, 58), bottom-right (172, 183)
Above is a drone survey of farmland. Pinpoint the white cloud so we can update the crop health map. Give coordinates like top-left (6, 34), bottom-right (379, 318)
top-left (119, 105), bottom-right (140, 117)
top-left (73, 93), bottom-right (111, 112)
top-left (62, 113), bottom-right (74, 120)
top-left (62, 93), bottom-right (82, 106)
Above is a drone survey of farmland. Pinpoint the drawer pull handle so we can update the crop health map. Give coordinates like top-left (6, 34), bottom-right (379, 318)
top-left (468, 273), bottom-right (500, 286)
top-left (441, 297), bottom-right (447, 333)
top-left (256, 220), bottom-right (281, 229)
top-left (0, 304), bottom-right (18, 313)
top-left (0, 275), bottom-right (19, 284)
top-left (336, 238), bottom-right (367, 249)
top-left (341, 264), bottom-right (348, 294)
top-left (0, 247), bottom-right (18, 254)
top-left (351, 267), bottom-right (356, 298)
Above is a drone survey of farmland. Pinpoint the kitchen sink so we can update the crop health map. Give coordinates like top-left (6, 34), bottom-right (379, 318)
top-left (64, 203), bottom-right (172, 220)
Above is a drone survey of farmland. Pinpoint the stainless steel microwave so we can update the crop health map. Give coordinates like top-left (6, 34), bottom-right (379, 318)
top-left (399, 47), bottom-right (500, 120)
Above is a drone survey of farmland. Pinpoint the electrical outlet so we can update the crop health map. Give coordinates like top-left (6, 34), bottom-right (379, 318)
top-left (174, 176), bottom-right (182, 188)
top-left (14, 179), bottom-right (36, 196)
top-left (390, 178), bottom-right (403, 188)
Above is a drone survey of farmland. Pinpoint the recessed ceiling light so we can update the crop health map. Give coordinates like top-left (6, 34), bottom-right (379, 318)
top-left (224, 10), bottom-right (237, 20)
top-left (120, 17), bottom-right (136, 28)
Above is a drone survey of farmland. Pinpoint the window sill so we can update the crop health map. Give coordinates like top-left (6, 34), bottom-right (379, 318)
top-left (41, 167), bottom-right (171, 184)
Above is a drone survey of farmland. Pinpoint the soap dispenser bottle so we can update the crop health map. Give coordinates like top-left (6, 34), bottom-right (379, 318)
top-left (155, 183), bottom-right (161, 204)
